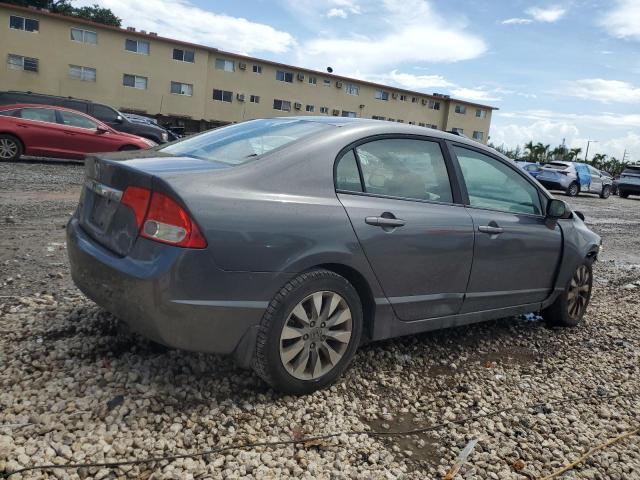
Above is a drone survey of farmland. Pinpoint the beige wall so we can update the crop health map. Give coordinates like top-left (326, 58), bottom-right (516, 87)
top-left (0, 5), bottom-right (494, 142)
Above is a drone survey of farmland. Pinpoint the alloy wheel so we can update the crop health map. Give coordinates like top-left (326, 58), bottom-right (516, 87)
top-left (279, 291), bottom-right (352, 380)
top-left (0, 138), bottom-right (18, 159)
top-left (568, 183), bottom-right (579, 196)
top-left (567, 265), bottom-right (591, 320)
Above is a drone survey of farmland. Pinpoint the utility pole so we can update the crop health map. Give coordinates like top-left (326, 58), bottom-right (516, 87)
top-left (584, 140), bottom-right (598, 161)
top-left (622, 149), bottom-right (629, 164)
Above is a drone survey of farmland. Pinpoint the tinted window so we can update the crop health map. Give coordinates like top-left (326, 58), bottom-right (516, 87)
top-left (335, 150), bottom-right (362, 192)
top-left (454, 147), bottom-right (541, 215)
top-left (61, 100), bottom-right (88, 113)
top-left (19, 108), bottom-right (56, 123)
top-left (59, 110), bottom-right (98, 129)
top-left (160, 118), bottom-right (332, 165)
top-left (353, 139), bottom-right (453, 202)
top-left (92, 104), bottom-right (119, 123)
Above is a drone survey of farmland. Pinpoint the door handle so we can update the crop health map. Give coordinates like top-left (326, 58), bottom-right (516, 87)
top-left (365, 216), bottom-right (406, 227)
top-left (478, 225), bottom-right (504, 234)
top-left (63, 131), bottom-right (77, 135)
top-left (16, 124), bottom-right (29, 128)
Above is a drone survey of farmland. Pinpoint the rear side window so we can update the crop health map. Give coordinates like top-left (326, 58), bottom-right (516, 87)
top-left (19, 107), bottom-right (56, 123)
top-left (160, 118), bottom-right (333, 165)
top-left (335, 150), bottom-right (363, 192)
top-left (352, 138), bottom-right (453, 203)
top-left (454, 146), bottom-right (541, 215)
top-left (61, 100), bottom-right (88, 113)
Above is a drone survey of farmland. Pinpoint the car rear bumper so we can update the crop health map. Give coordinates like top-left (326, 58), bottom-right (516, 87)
top-left (618, 183), bottom-right (640, 195)
top-left (67, 217), bottom-right (291, 355)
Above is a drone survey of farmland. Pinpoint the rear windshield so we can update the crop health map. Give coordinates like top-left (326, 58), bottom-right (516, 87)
top-left (159, 118), bottom-right (333, 165)
top-left (545, 162), bottom-right (571, 170)
top-left (622, 167), bottom-right (640, 175)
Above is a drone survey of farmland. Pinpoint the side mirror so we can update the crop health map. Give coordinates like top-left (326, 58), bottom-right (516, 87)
top-left (96, 126), bottom-right (109, 134)
top-left (547, 199), bottom-right (568, 219)
top-left (115, 115), bottom-right (124, 124)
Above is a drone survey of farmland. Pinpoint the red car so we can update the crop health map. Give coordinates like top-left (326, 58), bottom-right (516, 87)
top-left (0, 104), bottom-right (155, 160)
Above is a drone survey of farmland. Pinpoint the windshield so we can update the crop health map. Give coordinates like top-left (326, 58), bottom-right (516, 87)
top-left (545, 162), bottom-right (571, 170)
top-left (622, 167), bottom-right (640, 176)
top-left (159, 118), bottom-right (333, 165)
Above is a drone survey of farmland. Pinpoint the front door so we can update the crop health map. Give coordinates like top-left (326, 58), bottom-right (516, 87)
top-left (56, 110), bottom-right (118, 156)
top-left (335, 137), bottom-right (474, 321)
top-left (588, 165), bottom-right (603, 194)
top-left (450, 145), bottom-right (562, 312)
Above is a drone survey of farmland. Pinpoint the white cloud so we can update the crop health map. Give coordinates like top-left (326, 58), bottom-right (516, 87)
top-left (73, 0), bottom-right (295, 55)
top-left (562, 79), bottom-right (640, 103)
top-left (366, 70), bottom-right (455, 90)
top-left (327, 8), bottom-right (348, 18)
top-left (498, 110), bottom-right (640, 129)
top-left (296, 0), bottom-right (486, 73)
top-left (490, 120), bottom-right (580, 149)
top-left (601, 0), bottom-right (640, 39)
top-left (525, 6), bottom-right (567, 23)
top-left (502, 18), bottom-right (533, 25)
top-left (450, 87), bottom-right (502, 102)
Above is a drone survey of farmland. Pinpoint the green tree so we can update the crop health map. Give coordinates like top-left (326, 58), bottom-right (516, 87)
top-left (2, 0), bottom-right (121, 26)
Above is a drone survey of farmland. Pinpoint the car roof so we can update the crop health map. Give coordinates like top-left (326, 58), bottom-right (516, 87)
top-left (0, 103), bottom-right (99, 116)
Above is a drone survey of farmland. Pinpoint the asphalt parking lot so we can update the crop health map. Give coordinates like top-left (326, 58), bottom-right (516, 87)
top-left (1, 160), bottom-right (639, 479)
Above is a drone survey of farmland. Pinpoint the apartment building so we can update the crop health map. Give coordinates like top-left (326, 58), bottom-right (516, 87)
top-left (0, 3), bottom-right (496, 140)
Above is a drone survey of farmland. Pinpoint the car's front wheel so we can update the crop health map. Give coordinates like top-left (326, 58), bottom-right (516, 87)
top-left (542, 260), bottom-right (593, 327)
top-left (253, 270), bottom-right (363, 394)
top-left (620, 191), bottom-right (629, 198)
top-left (566, 182), bottom-right (579, 197)
top-left (600, 185), bottom-right (611, 199)
top-left (0, 134), bottom-right (22, 161)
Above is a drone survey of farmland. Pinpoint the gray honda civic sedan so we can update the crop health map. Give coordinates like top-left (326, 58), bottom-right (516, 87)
top-left (67, 117), bottom-right (601, 394)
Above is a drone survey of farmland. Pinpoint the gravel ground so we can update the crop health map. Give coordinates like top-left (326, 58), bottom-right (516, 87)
top-left (1, 160), bottom-right (639, 479)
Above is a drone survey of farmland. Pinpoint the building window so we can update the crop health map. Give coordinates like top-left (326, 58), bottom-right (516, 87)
top-left (305, 104), bottom-right (315, 112)
top-left (476, 109), bottom-right (487, 118)
top-left (212, 89), bottom-right (233, 102)
top-left (372, 115), bottom-right (386, 120)
top-left (429, 124), bottom-right (438, 129)
top-left (70, 27), bottom-right (97, 44)
top-left (9, 15), bottom-right (39, 32)
top-left (7, 54), bottom-right (38, 72)
top-left (308, 76), bottom-right (317, 85)
top-left (173, 48), bottom-right (195, 63)
top-left (125, 39), bottom-right (150, 55)
top-left (397, 119), bottom-right (404, 123)
top-left (215, 58), bottom-right (235, 72)
top-left (428, 100), bottom-right (441, 110)
top-left (276, 70), bottom-right (293, 83)
top-left (344, 83), bottom-right (359, 96)
top-left (341, 110), bottom-right (356, 118)
top-left (473, 131), bottom-right (484, 141)
top-left (323, 79), bottom-right (331, 87)
top-left (452, 127), bottom-right (464, 134)
top-left (170, 81), bottom-right (193, 96)
top-left (123, 74), bottom-right (148, 89)
top-left (252, 65), bottom-right (262, 74)
top-left (273, 99), bottom-right (291, 111)
top-left (387, 118), bottom-right (395, 122)
top-left (418, 122), bottom-right (425, 127)
top-left (250, 95), bottom-right (260, 103)
top-left (455, 105), bottom-right (467, 114)
top-left (69, 65), bottom-right (96, 82)
top-left (320, 106), bottom-right (329, 114)
top-left (411, 97), bottom-right (418, 103)
top-left (399, 94), bottom-right (407, 101)
top-left (375, 90), bottom-right (389, 101)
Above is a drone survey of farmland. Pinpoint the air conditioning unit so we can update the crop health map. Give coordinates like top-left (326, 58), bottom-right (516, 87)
top-left (126, 27), bottom-right (136, 32)
top-left (421, 99), bottom-right (427, 105)
top-left (238, 62), bottom-right (247, 70)
top-left (332, 109), bottom-right (340, 116)
top-left (297, 73), bottom-right (305, 81)
top-left (149, 32), bottom-right (158, 36)
top-left (359, 104), bottom-right (365, 109)
top-left (294, 102), bottom-right (302, 110)
top-left (140, 30), bottom-right (147, 34)
top-left (391, 92), bottom-right (398, 99)
top-left (236, 93), bottom-right (245, 102)
top-left (335, 81), bottom-right (343, 88)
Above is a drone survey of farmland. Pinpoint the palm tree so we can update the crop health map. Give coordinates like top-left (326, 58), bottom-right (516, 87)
top-left (524, 141), bottom-right (536, 161)
top-left (567, 147), bottom-right (582, 161)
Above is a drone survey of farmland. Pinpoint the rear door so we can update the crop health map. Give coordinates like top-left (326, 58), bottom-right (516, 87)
top-left (450, 144), bottom-right (562, 312)
top-left (15, 107), bottom-right (64, 156)
top-left (336, 136), bottom-right (474, 321)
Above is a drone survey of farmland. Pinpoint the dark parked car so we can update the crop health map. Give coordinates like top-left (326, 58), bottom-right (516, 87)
top-left (123, 113), bottom-right (181, 141)
top-left (0, 104), bottom-right (155, 160)
top-left (67, 117), bottom-right (601, 394)
top-left (0, 91), bottom-right (170, 144)
top-left (617, 165), bottom-right (640, 198)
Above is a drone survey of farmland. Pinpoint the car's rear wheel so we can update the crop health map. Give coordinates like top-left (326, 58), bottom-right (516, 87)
top-left (611, 184), bottom-right (618, 195)
top-left (542, 260), bottom-right (593, 327)
top-left (620, 191), bottom-right (629, 198)
top-left (253, 269), bottom-right (362, 394)
top-left (600, 185), bottom-right (611, 199)
top-left (0, 134), bottom-right (22, 161)
top-left (566, 182), bottom-right (579, 197)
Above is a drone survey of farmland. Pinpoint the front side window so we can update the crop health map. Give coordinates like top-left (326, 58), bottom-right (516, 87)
top-left (212, 89), bottom-right (232, 102)
top-left (588, 165), bottom-right (600, 176)
top-left (454, 146), bottom-right (541, 215)
top-left (7, 54), bottom-right (38, 72)
top-left (273, 99), bottom-right (291, 111)
top-left (92, 104), bottom-right (119, 123)
top-left (276, 70), bottom-right (294, 83)
top-left (10, 16), bottom-right (39, 32)
top-left (69, 65), bottom-right (96, 82)
top-left (18, 107), bottom-right (56, 123)
top-left (351, 139), bottom-right (453, 202)
top-left (170, 81), bottom-right (193, 96)
top-left (159, 118), bottom-right (333, 165)
top-left (59, 110), bottom-right (98, 129)
top-left (215, 58), bottom-right (234, 72)
top-left (71, 28), bottom-right (97, 44)
top-left (375, 90), bottom-right (389, 101)
top-left (123, 74), bottom-right (148, 89)
top-left (125, 39), bottom-right (150, 54)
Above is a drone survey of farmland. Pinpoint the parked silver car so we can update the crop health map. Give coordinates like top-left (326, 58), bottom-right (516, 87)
top-left (617, 165), bottom-right (640, 198)
top-left (537, 161), bottom-right (612, 198)
top-left (67, 118), bottom-right (601, 394)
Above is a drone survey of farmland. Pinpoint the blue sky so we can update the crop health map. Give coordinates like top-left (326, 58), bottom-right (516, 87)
top-left (78, 0), bottom-right (640, 160)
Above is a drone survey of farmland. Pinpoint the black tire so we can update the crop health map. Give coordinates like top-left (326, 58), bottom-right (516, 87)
top-left (620, 191), bottom-right (629, 199)
top-left (0, 134), bottom-right (23, 161)
top-left (253, 269), bottom-right (363, 394)
top-left (566, 182), bottom-right (579, 197)
top-left (611, 185), bottom-right (618, 196)
top-left (600, 185), bottom-right (611, 199)
top-left (119, 145), bottom-right (140, 151)
top-left (542, 259), bottom-right (593, 327)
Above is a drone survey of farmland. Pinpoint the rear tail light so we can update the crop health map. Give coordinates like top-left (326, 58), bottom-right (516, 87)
top-left (121, 186), bottom-right (207, 249)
